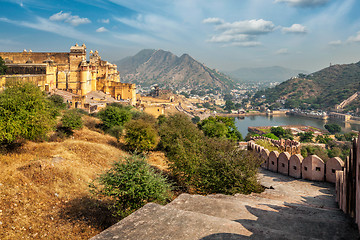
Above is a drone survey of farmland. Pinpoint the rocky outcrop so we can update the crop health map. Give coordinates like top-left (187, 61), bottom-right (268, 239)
top-left (115, 49), bottom-right (235, 92)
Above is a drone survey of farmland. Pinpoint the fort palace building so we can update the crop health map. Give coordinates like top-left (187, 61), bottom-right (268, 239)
top-left (0, 43), bottom-right (136, 108)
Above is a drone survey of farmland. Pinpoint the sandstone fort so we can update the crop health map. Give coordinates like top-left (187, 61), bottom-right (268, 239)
top-left (0, 43), bottom-right (136, 106)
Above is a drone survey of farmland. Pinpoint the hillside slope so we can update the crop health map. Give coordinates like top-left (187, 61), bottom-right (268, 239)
top-left (0, 116), bottom-right (168, 240)
top-left (255, 61), bottom-right (360, 109)
top-left (115, 49), bottom-right (235, 92)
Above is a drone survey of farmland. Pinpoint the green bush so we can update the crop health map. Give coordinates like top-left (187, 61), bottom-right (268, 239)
top-left (124, 119), bottom-right (159, 152)
top-left (324, 123), bottom-right (341, 134)
top-left (198, 116), bottom-right (242, 141)
top-left (61, 110), bottom-right (83, 130)
top-left (107, 125), bottom-right (124, 142)
top-left (0, 57), bottom-right (7, 75)
top-left (298, 131), bottom-right (314, 142)
top-left (159, 113), bottom-right (261, 194)
top-left (0, 81), bottom-right (57, 144)
top-left (48, 94), bottom-right (67, 110)
top-left (197, 139), bottom-right (263, 194)
top-left (263, 133), bottom-right (279, 140)
top-left (90, 155), bottom-right (172, 218)
top-left (98, 106), bottom-right (132, 129)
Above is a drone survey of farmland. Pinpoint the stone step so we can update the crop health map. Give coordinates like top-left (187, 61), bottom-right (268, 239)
top-left (91, 202), bottom-right (321, 240)
top-left (90, 202), bottom-right (252, 240)
top-left (167, 194), bottom-right (359, 239)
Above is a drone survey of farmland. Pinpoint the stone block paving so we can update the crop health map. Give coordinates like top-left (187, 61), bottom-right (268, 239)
top-left (91, 168), bottom-right (359, 240)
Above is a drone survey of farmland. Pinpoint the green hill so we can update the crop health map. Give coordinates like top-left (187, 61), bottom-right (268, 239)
top-left (253, 61), bottom-right (360, 110)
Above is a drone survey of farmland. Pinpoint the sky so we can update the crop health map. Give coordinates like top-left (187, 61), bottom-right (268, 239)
top-left (1, 0), bottom-right (360, 73)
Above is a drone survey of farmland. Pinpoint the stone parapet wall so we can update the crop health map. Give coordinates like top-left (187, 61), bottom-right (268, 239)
top-left (248, 140), bottom-right (344, 182)
top-left (335, 135), bottom-right (360, 231)
top-left (250, 136), bottom-right (301, 154)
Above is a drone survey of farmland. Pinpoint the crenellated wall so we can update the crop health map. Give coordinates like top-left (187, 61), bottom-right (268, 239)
top-left (335, 135), bottom-right (360, 230)
top-left (247, 140), bottom-right (344, 182)
top-left (250, 136), bottom-right (301, 154)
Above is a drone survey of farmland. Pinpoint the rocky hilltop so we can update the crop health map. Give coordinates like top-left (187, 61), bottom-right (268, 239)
top-left (115, 49), bottom-right (235, 92)
top-left (254, 61), bottom-right (360, 110)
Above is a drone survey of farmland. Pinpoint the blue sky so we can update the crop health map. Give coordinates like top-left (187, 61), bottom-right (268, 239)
top-left (1, 0), bottom-right (360, 72)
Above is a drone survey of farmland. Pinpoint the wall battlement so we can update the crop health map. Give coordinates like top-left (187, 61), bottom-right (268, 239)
top-left (248, 140), bottom-right (344, 182)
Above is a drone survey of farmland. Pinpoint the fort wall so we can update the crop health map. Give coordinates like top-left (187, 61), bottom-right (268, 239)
top-left (0, 44), bottom-right (136, 105)
top-left (247, 139), bottom-right (344, 183)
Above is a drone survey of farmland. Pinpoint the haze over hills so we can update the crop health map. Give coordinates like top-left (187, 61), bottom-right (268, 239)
top-left (226, 66), bottom-right (308, 83)
top-left (115, 49), bottom-right (236, 92)
top-left (254, 61), bottom-right (360, 110)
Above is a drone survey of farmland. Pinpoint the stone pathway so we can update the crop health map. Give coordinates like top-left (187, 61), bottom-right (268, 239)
top-left (91, 169), bottom-right (359, 239)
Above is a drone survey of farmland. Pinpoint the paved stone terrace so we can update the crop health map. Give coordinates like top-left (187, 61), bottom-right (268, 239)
top-left (91, 169), bottom-right (359, 239)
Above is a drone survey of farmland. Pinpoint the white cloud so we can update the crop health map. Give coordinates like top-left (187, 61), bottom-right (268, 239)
top-left (99, 19), bottom-right (110, 24)
top-left (347, 32), bottom-right (360, 43)
top-left (328, 40), bottom-right (342, 45)
top-left (113, 13), bottom-right (183, 41)
top-left (282, 24), bottom-right (307, 34)
top-left (225, 42), bottom-right (262, 47)
top-left (214, 19), bottom-right (276, 35)
top-left (275, 48), bottom-right (289, 54)
top-left (0, 16), bottom-right (110, 46)
top-left (203, 18), bottom-right (275, 47)
top-left (49, 11), bottom-right (91, 26)
top-left (275, 0), bottom-right (329, 7)
top-left (202, 18), bottom-right (224, 25)
top-left (96, 27), bottom-right (108, 32)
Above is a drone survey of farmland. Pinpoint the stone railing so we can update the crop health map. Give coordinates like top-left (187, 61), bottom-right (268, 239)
top-left (248, 140), bottom-right (344, 183)
top-left (335, 135), bottom-right (360, 230)
top-left (251, 136), bottom-right (301, 154)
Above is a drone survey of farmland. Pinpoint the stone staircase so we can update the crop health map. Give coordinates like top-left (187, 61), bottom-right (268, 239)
top-left (91, 169), bottom-right (359, 240)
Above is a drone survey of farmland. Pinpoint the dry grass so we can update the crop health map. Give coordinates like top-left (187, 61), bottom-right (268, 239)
top-left (0, 120), bottom-right (169, 239)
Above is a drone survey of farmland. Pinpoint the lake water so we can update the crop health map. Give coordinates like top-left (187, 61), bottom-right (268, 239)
top-left (234, 115), bottom-right (360, 137)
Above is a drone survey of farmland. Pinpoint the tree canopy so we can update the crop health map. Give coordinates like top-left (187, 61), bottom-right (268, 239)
top-left (0, 57), bottom-right (7, 75)
top-left (0, 81), bottom-right (57, 144)
top-left (324, 123), bottom-right (341, 134)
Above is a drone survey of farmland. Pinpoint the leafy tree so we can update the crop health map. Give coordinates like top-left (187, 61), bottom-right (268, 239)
top-left (48, 94), bottom-right (67, 109)
top-left (203, 102), bottom-right (211, 109)
top-left (131, 111), bottom-right (156, 124)
top-left (198, 116), bottom-right (242, 141)
top-left (344, 132), bottom-right (357, 141)
top-left (157, 114), bottom-right (167, 125)
top-left (223, 94), bottom-right (233, 101)
top-left (270, 126), bottom-right (293, 140)
top-left (201, 121), bottom-right (228, 138)
top-left (90, 155), bottom-right (172, 218)
top-left (191, 116), bottom-right (200, 124)
top-left (324, 123), bottom-right (341, 134)
top-left (0, 81), bottom-right (57, 144)
top-left (61, 109), bottom-right (83, 131)
top-left (159, 113), bottom-right (260, 194)
top-left (124, 119), bottom-right (159, 152)
top-left (0, 57), bottom-right (7, 75)
top-left (225, 100), bottom-right (235, 112)
top-left (197, 139), bottom-right (263, 195)
top-left (107, 125), bottom-right (124, 142)
top-left (298, 131), bottom-right (314, 142)
top-left (98, 106), bottom-right (132, 130)
top-left (263, 133), bottom-right (279, 140)
top-left (315, 135), bottom-right (332, 144)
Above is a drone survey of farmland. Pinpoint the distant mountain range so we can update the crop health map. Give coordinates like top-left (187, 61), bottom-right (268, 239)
top-left (115, 49), bottom-right (235, 92)
top-left (254, 61), bottom-right (360, 110)
top-left (226, 66), bottom-right (308, 83)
